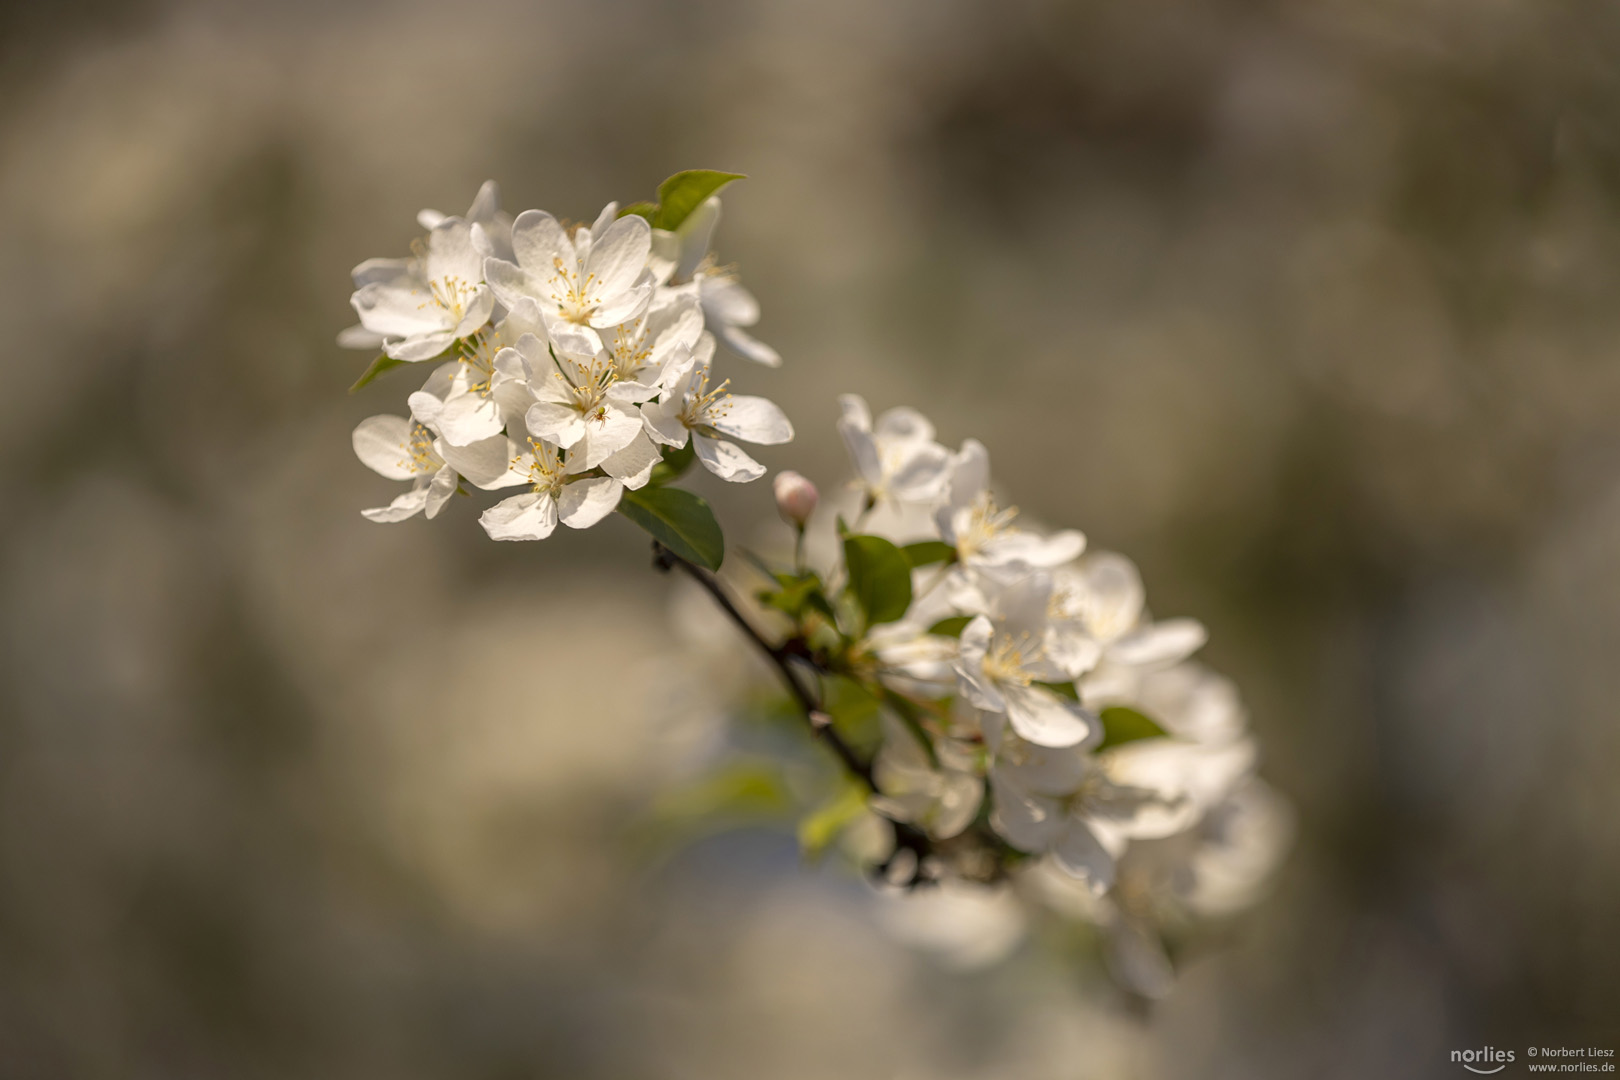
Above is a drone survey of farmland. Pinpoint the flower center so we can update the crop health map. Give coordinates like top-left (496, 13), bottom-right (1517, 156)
top-left (402, 423), bottom-right (441, 475)
top-left (520, 438), bottom-right (567, 495)
top-left (983, 631), bottom-right (1041, 685)
top-left (682, 369), bottom-right (732, 429)
top-left (957, 494), bottom-right (1019, 557)
top-left (547, 254), bottom-right (600, 323)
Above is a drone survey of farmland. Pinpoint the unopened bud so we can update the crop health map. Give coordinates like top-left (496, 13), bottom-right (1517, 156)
top-left (773, 470), bottom-right (818, 528)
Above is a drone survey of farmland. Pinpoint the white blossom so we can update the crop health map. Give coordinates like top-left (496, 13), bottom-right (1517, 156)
top-left (837, 395), bottom-right (951, 512)
top-left (935, 440), bottom-right (1085, 580)
top-left (418, 179), bottom-right (514, 262)
top-left (350, 412), bottom-right (507, 523)
top-left (640, 346), bottom-right (792, 482)
top-left (649, 195), bottom-right (780, 366)
top-left (870, 719), bottom-right (984, 840)
top-left (483, 203), bottom-right (656, 358)
top-left (478, 435), bottom-right (624, 542)
top-left (346, 217), bottom-right (495, 362)
top-left (953, 574), bottom-right (1097, 748)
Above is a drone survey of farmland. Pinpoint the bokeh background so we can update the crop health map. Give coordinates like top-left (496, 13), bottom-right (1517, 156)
top-left (3, 0), bottom-right (1620, 1076)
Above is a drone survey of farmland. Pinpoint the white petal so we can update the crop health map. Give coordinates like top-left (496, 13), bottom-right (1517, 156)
top-left (674, 196), bottom-right (719, 281)
top-left (700, 274), bottom-right (760, 326)
top-left (946, 439), bottom-right (991, 508)
top-left (510, 210), bottom-right (574, 282)
top-left (582, 215), bottom-right (652, 302)
top-left (539, 310), bottom-right (602, 358)
top-left (601, 433), bottom-right (660, 489)
top-left (526, 401), bottom-right (586, 448)
top-left (693, 434), bottom-right (765, 483)
top-left (385, 330), bottom-right (458, 363)
top-left (1108, 618), bottom-right (1208, 669)
top-left (483, 257), bottom-right (539, 311)
top-left (423, 220), bottom-right (484, 289)
top-left (558, 476), bottom-right (624, 528)
top-left (435, 389), bottom-right (505, 446)
top-left (438, 433), bottom-right (515, 491)
top-left (1051, 821), bottom-right (1117, 893)
top-left (423, 465), bottom-right (459, 519)
top-left (361, 483), bottom-right (430, 523)
top-left (337, 324), bottom-right (385, 350)
top-left (575, 408), bottom-right (646, 468)
top-left (987, 772), bottom-right (1065, 852)
top-left (352, 415), bottom-right (417, 480)
top-left (479, 491), bottom-right (558, 541)
top-left (875, 406), bottom-right (936, 444)
top-left (706, 394), bottom-right (793, 445)
top-left (1081, 552), bottom-right (1146, 641)
top-left (588, 271), bottom-right (655, 327)
top-left (1002, 684), bottom-right (1097, 749)
top-left (715, 324), bottom-right (781, 367)
top-left (640, 400), bottom-right (690, 448)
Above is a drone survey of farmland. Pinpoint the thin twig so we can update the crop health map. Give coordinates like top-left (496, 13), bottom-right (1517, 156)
top-left (650, 541), bottom-right (875, 788)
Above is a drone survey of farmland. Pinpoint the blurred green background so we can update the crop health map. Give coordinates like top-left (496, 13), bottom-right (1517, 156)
top-left (3, 0), bottom-right (1620, 1076)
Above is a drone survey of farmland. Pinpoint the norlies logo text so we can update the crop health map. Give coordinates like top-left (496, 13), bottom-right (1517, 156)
top-left (1453, 1047), bottom-right (1516, 1074)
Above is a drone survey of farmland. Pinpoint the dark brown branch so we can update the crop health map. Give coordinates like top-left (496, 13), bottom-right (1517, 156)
top-left (649, 541), bottom-right (948, 888)
top-left (650, 542), bottom-right (875, 788)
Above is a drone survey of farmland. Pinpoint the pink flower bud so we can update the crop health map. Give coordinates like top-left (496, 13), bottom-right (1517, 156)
top-left (773, 470), bottom-right (818, 527)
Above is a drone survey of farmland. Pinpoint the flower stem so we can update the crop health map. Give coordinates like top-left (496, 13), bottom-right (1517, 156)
top-left (649, 541), bottom-right (875, 788)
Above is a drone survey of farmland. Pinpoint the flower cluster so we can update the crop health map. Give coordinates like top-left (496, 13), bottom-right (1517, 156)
top-left (343, 173), bottom-right (1289, 999)
top-left (686, 396), bottom-right (1291, 995)
top-left (344, 172), bottom-right (789, 540)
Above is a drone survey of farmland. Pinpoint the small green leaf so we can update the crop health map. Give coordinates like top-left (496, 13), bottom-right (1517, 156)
top-left (618, 201), bottom-right (659, 222)
top-left (902, 541), bottom-right (957, 568)
top-left (647, 440), bottom-right (696, 485)
top-left (797, 780), bottom-right (870, 861)
top-left (1097, 706), bottom-right (1168, 751)
top-left (927, 615), bottom-right (973, 638)
top-left (822, 674), bottom-right (883, 755)
top-left (842, 534), bottom-right (913, 627)
top-left (655, 170), bottom-right (745, 231)
top-left (349, 352), bottom-right (406, 392)
top-left (619, 486), bottom-right (725, 571)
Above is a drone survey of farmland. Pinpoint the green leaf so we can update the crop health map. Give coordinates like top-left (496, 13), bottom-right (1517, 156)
top-left (822, 674), bottom-right (882, 754)
top-left (349, 352), bottom-right (406, 392)
top-left (647, 440), bottom-right (696, 485)
top-left (619, 486), bottom-right (725, 571)
top-left (842, 534), bottom-right (913, 627)
top-left (1097, 706), bottom-right (1168, 752)
top-left (759, 570), bottom-right (834, 623)
top-left (655, 170), bottom-right (745, 231)
top-left (797, 780), bottom-right (870, 861)
top-left (618, 201), bottom-right (659, 222)
top-left (902, 541), bottom-right (957, 568)
top-left (927, 615), bottom-right (973, 638)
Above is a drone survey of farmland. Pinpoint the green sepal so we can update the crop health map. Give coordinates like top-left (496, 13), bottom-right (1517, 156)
top-left (349, 352), bottom-right (406, 392)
